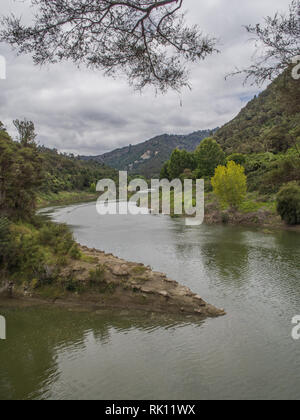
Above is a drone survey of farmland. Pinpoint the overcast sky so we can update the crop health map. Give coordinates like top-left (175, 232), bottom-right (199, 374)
top-left (0, 0), bottom-right (292, 155)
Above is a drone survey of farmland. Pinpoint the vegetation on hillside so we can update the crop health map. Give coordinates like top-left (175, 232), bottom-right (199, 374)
top-left (83, 130), bottom-right (216, 178)
top-left (215, 70), bottom-right (300, 154)
top-left (0, 120), bottom-right (118, 291)
top-left (0, 121), bottom-right (118, 217)
top-left (159, 71), bottom-right (300, 225)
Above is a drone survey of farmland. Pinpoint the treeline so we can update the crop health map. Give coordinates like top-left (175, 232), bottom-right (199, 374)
top-left (0, 120), bottom-right (117, 218)
top-left (160, 137), bottom-right (300, 225)
top-left (0, 119), bottom-right (119, 288)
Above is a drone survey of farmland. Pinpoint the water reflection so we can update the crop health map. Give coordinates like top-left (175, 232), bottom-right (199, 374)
top-left (4, 202), bottom-right (300, 400)
top-left (0, 306), bottom-right (201, 400)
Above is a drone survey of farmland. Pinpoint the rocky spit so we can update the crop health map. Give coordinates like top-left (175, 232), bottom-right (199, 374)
top-left (0, 245), bottom-right (225, 319)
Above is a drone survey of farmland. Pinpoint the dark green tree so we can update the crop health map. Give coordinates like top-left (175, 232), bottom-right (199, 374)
top-left (194, 138), bottom-right (225, 178)
top-left (168, 149), bottom-right (195, 179)
top-left (13, 119), bottom-right (37, 147)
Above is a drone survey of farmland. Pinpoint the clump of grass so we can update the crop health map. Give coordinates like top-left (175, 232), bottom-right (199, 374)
top-left (131, 266), bottom-right (147, 275)
top-left (80, 254), bottom-right (98, 264)
top-left (89, 265), bottom-right (106, 284)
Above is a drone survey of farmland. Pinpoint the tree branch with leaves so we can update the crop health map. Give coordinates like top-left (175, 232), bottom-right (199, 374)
top-left (0, 0), bottom-right (218, 92)
top-left (230, 0), bottom-right (300, 85)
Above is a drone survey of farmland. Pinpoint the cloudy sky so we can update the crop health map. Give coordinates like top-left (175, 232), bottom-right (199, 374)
top-left (0, 0), bottom-right (292, 155)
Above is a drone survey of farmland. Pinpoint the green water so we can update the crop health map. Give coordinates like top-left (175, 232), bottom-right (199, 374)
top-left (1, 202), bottom-right (300, 400)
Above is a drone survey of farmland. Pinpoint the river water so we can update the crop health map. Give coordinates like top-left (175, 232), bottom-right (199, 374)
top-left (1, 201), bottom-right (300, 400)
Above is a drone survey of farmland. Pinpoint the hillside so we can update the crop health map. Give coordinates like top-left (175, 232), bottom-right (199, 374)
top-left (82, 129), bottom-right (216, 177)
top-left (215, 70), bottom-right (300, 154)
top-left (0, 122), bottom-right (118, 214)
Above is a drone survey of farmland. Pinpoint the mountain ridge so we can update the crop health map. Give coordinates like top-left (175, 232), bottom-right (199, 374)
top-left (81, 129), bottom-right (218, 177)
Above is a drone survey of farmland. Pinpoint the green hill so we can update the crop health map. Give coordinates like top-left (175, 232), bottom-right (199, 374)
top-left (82, 129), bottom-right (217, 178)
top-left (215, 70), bottom-right (300, 154)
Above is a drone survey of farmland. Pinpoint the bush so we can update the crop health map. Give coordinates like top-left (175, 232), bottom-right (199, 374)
top-left (211, 161), bottom-right (247, 210)
top-left (276, 182), bottom-right (300, 225)
top-left (226, 153), bottom-right (246, 166)
top-left (39, 222), bottom-right (74, 254)
top-left (68, 244), bottom-right (81, 260)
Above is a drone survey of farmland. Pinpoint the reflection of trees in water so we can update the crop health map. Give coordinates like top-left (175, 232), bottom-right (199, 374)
top-left (204, 228), bottom-right (250, 284)
top-left (0, 307), bottom-right (193, 400)
top-left (172, 223), bottom-right (250, 285)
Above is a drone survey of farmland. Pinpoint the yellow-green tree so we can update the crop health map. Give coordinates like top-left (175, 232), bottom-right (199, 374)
top-left (211, 161), bottom-right (247, 210)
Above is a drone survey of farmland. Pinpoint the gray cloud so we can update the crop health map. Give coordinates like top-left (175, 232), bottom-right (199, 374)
top-left (0, 0), bottom-right (292, 155)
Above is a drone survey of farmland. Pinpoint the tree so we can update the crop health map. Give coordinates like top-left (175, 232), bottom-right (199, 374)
top-left (160, 161), bottom-right (170, 180)
top-left (0, 0), bottom-right (218, 93)
top-left (276, 182), bottom-right (300, 225)
top-left (0, 130), bottom-right (43, 218)
top-left (231, 0), bottom-right (300, 85)
top-left (13, 119), bottom-right (37, 147)
top-left (168, 148), bottom-right (195, 179)
top-left (264, 125), bottom-right (293, 154)
top-left (194, 138), bottom-right (225, 178)
top-left (211, 161), bottom-right (247, 210)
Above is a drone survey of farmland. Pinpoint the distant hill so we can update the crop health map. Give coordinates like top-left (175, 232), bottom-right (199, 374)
top-left (82, 129), bottom-right (217, 177)
top-left (214, 69), bottom-right (300, 154)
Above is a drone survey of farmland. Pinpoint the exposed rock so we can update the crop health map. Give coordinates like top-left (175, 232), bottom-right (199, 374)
top-left (110, 265), bottom-right (129, 277)
top-left (8, 245), bottom-right (226, 320)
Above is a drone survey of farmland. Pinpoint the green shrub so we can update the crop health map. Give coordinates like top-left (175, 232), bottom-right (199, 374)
top-left (276, 182), bottom-right (300, 225)
top-left (226, 153), bottom-right (246, 166)
top-left (68, 244), bottom-right (81, 260)
top-left (89, 265), bottom-right (105, 284)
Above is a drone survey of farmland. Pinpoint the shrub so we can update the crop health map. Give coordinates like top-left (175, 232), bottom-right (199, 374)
top-left (211, 161), bottom-right (247, 210)
top-left (89, 265), bottom-right (105, 284)
top-left (226, 153), bottom-right (246, 166)
top-left (276, 182), bottom-right (300, 225)
top-left (68, 244), bottom-right (81, 260)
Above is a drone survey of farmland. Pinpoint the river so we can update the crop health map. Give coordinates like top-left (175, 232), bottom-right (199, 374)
top-left (1, 201), bottom-right (300, 400)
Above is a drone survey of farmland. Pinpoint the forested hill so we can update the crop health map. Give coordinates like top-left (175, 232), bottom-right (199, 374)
top-left (37, 146), bottom-right (118, 194)
top-left (82, 129), bottom-right (217, 178)
top-left (0, 122), bottom-right (118, 216)
top-left (214, 69), bottom-right (300, 154)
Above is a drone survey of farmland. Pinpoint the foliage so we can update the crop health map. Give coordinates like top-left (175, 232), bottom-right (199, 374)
top-left (0, 125), bottom-right (43, 218)
top-left (276, 182), bottom-right (300, 225)
top-left (39, 145), bottom-right (118, 194)
top-left (211, 161), bottom-right (247, 210)
top-left (0, 217), bottom-right (12, 267)
top-left (168, 149), bottom-right (196, 179)
top-left (215, 70), bottom-right (300, 155)
top-left (226, 153), bottom-right (246, 165)
top-left (13, 119), bottom-right (37, 146)
top-left (194, 137), bottom-right (225, 178)
top-left (231, 1), bottom-right (300, 85)
top-left (91, 129), bottom-right (215, 178)
top-left (89, 266), bottom-right (106, 285)
top-left (0, 0), bottom-right (217, 93)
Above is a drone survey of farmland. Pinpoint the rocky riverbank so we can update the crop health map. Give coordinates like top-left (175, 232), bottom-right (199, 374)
top-left (0, 245), bottom-right (225, 319)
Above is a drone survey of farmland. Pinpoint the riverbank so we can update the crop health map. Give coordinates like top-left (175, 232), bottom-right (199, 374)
top-left (0, 245), bottom-right (225, 319)
top-left (36, 191), bottom-right (99, 208)
top-left (166, 191), bottom-right (299, 232)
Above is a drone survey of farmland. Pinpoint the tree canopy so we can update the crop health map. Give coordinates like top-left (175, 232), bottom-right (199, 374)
top-left (0, 0), bottom-right (217, 92)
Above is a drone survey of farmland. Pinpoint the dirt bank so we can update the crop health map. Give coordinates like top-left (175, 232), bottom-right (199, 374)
top-left (0, 245), bottom-right (225, 319)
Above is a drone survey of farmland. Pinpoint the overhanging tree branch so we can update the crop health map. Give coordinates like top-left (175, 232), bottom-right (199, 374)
top-left (0, 0), bottom-right (218, 92)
